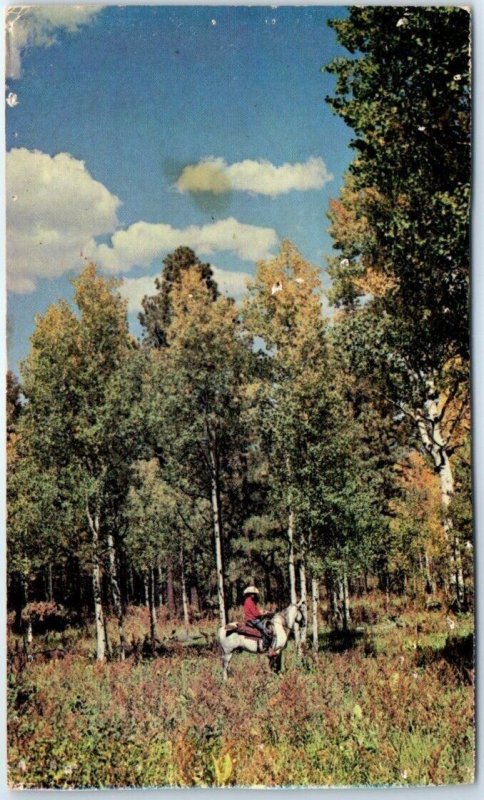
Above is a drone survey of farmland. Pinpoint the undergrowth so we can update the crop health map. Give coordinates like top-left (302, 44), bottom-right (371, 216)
top-left (7, 600), bottom-right (475, 788)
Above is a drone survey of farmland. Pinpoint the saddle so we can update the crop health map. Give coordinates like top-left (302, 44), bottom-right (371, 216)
top-left (225, 619), bottom-right (274, 641)
top-left (225, 622), bottom-right (263, 639)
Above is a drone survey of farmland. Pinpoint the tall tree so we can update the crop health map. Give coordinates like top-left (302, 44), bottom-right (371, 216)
top-left (243, 240), bottom-right (324, 616)
top-left (20, 264), bottom-right (142, 659)
top-left (325, 5), bottom-right (471, 609)
top-left (243, 240), bottom-right (381, 634)
top-left (146, 267), bottom-right (250, 627)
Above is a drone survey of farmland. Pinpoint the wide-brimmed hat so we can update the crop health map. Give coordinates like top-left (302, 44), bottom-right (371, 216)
top-left (243, 586), bottom-right (259, 595)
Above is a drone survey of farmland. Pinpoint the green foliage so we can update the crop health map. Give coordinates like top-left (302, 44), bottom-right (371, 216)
top-left (326, 6), bottom-right (470, 365)
top-left (12, 264), bottom-right (144, 613)
top-left (325, 6), bottom-right (471, 610)
top-left (450, 437), bottom-right (472, 545)
top-left (147, 267), bottom-right (250, 491)
top-left (244, 241), bottom-right (385, 584)
top-left (325, 4), bottom-right (470, 421)
top-left (7, 435), bottom-right (73, 580)
top-left (6, 370), bottom-right (22, 437)
top-left (142, 267), bottom-right (253, 614)
top-left (124, 458), bottom-right (211, 595)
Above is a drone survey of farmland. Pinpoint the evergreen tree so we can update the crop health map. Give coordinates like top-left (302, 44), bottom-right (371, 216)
top-left (139, 246), bottom-right (219, 347)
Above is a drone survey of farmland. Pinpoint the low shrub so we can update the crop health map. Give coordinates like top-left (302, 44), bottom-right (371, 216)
top-left (7, 606), bottom-right (475, 788)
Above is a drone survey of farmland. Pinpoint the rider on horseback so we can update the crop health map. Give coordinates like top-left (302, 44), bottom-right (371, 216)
top-left (243, 586), bottom-right (275, 656)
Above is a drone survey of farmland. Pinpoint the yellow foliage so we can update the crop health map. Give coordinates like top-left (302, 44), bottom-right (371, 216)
top-left (390, 451), bottom-right (446, 562)
top-left (212, 752), bottom-right (234, 786)
top-left (353, 265), bottom-right (397, 298)
top-left (244, 239), bottom-right (325, 364)
top-left (327, 174), bottom-right (370, 253)
top-left (167, 267), bottom-right (239, 351)
top-left (438, 357), bottom-right (470, 453)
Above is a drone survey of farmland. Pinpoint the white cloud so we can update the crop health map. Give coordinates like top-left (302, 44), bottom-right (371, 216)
top-left (7, 148), bottom-right (120, 292)
top-left (119, 266), bottom-right (251, 313)
top-left (92, 217), bottom-right (278, 273)
top-left (211, 266), bottom-right (251, 303)
top-left (6, 6), bottom-right (103, 79)
top-left (7, 147), bottom-right (278, 293)
top-left (176, 156), bottom-right (333, 197)
top-left (176, 158), bottom-right (232, 195)
top-left (118, 276), bottom-right (158, 313)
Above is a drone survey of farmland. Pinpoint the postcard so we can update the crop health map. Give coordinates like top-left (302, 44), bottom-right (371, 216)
top-left (5, 4), bottom-right (474, 789)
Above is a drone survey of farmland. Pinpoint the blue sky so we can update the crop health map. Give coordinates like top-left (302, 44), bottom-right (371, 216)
top-left (6, 5), bottom-right (354, 373)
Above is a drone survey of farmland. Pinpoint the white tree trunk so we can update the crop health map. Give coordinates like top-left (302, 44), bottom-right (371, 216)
top-left (156, 561), bottom-right (163, 607)
top-left (148, 567), bottom-right (157, 647)
top-left (342, 563), bottom-right (351, 631)
top-left (26, 616), bottom-right (33, 646)
top-left (21, 575), bottom-right (33, 646)
top-left (209, 442), bottom-right (226, 628)
top-left (107, 531), bottom-right (125, 660)
top-left (288, 508), bottom-right (297, 605)
top-left (424, 549), bottom-right (435, 595)
top-left (180, 543), bottom-right (190, 631)
top-left (86, 506), bottom-right (106, 662)
top-left (287, 507), bottom-right (301, 651)
top-left (47, 563), bottom-right (53, 602)
top-left (93, 567), bottom-right (106, 660)
top-left (311, 577), bottom-right (319, 653)
top-left (299, 557), bottom-right (307, 644)
top-left (417, 390), bottom-right (465, 608)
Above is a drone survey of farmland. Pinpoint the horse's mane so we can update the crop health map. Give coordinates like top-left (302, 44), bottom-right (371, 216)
top-left (271, 606), bottom-right (290, 627)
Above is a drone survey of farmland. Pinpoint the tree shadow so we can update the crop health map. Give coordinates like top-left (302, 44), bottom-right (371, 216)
top-left (318, 629), bottom-right (365, 653)
top-left (127, 632), bottom-right (217, 662)
top-left (415, 632), bottom-right (474, 683)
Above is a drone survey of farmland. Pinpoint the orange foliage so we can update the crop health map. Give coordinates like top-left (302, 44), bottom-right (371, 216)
top-left (353, 266), bottom-right (397, 299)
top-left (390, 451), bottom-right (446, 563)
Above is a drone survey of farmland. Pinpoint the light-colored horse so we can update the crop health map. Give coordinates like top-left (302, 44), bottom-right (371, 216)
top-left (218, 602), bottom-right (306, 680)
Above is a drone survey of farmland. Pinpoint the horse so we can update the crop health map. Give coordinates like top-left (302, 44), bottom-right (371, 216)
top-left (218, 601), bottom-right (306, 681)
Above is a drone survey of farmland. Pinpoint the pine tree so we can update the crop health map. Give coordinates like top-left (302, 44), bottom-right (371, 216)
top-left (139, 246), bottom-right (218, 347)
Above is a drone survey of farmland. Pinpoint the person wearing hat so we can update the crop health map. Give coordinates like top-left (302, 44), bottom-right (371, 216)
top-left (243, 586), bottom-right (275, 655)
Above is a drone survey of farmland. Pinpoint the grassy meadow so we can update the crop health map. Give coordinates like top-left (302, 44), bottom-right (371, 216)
top-left (7, 594), bottom-right (474, 789)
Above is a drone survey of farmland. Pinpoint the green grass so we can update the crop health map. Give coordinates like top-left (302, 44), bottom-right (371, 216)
top-left (7, 603), bottom-right (475, 788)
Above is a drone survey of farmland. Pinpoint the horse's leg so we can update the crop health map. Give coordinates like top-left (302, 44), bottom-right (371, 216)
top-left (269, 652), bottom-right (282, 674)
top-left (222, 649), bottom-right (233, 681)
